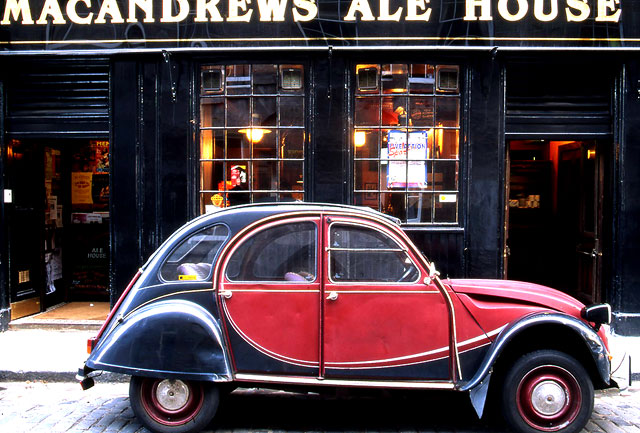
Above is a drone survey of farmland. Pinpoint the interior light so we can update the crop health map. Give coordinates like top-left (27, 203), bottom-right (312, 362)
top-left (239, 128), bottom-right (271, 143)
top-left (354, 130), bottom-right (366, 147)
top-left (587, 149), bottom-right (596, 159)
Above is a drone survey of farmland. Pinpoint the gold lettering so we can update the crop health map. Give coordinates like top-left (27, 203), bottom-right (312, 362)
top-left (228, 0), bottom-right (253, 21)
top-left (1, 0), bottom-right (34, 25)
top-left (161, 0), bottom-right (190, 22)
top-left (497, 0), bottom-right (527, 21)
top-left (128, 0), bottom-right (154, 23)
top-left (195, 0), bottom-right (224, 21)
top-left (292, 0), bottom-right (317, 21)
top-left (534, 0), bottom-right (557, 21)
top-left (378, 0), bottom-right (403, 21)
top-left (596, 0), bottom-right (621, 21)
top-left (67, 0), bottom-right (93, 24)
top-left (36, 0), bottom-right (66, 24)
top-left (95, 0), bottom-right (125, 23)
top-left (344, 0), bottom-right (375, 20)
top-left (406, 0), bottom-right (431, 21)
top-left (464, 0), bottom-right (492, 20)
top-left (257, 0), bottom-right (287, 21)
top-left (565, 0), bottom-right (589, 21)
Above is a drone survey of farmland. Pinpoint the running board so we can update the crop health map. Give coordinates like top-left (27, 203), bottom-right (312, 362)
top-left (234, 373), bottom-right (456, 390)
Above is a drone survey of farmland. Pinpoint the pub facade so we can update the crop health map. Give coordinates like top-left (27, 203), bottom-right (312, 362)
top-left (1, 0), bottom-right (639, 334)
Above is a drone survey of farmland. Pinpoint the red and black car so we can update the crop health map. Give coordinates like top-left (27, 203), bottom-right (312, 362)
top-left (78, 203), bottom-right (614, 433)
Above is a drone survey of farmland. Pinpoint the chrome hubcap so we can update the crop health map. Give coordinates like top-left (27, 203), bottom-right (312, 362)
top-left (155, 380), bottom-right (190, 411)
top-left (531, 380), bottom-right (567, 416)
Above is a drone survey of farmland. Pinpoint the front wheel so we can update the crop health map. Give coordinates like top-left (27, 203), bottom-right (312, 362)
top-left (501, 350), bottom-right (594, 433)
top-left (129, 376), bottom-right (219, 433)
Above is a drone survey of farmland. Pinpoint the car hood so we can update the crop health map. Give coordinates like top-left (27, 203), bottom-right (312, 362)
top-left (447, 278), bottom-right (585, 318)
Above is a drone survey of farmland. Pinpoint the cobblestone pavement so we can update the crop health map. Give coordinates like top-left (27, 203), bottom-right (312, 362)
top-left (0, 381), bottom-right (639, 433)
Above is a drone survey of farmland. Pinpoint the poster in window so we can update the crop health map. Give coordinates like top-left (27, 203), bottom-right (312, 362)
top-left (386, 130), bottom-right (428, 189)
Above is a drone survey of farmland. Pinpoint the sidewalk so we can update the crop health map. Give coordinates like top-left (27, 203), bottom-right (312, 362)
top-left (0, 325), bottom-right (638, 384)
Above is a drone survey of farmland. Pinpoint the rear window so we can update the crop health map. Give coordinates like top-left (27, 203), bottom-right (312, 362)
top-left (160, 224), bottom-right (230, 281)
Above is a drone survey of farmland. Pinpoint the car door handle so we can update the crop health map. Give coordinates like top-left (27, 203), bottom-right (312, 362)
top-left (219, 290), bottom-right (233, 299)
top-left (326, 291), bottom-right (339, 301)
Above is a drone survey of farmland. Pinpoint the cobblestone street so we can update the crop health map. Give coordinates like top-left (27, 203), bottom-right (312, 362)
top-left (0, 381), bottom-right (638, 433)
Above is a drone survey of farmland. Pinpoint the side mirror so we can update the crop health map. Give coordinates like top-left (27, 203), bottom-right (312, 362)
top-left (581, 304), bottom-right (612, 331)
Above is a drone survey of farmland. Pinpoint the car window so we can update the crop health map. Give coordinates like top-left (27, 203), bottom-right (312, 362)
top-left (160, 224), bottom-right (230, 281)
top-left (329, 224), bottom-right (419, 283)
top-left (226, 221), bottom-right (317, 282)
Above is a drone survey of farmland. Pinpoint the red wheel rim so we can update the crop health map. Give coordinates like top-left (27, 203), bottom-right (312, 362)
top-left (516, 365), bottom-right (582, 432)
top-left (139, 378), bottom-right (205, 427)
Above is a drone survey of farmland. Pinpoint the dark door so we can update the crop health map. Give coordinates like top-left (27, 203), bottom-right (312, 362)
top-left (557, 142), bottom-right (604, 303)
top-left (6, 140), bottom-right (45, 318)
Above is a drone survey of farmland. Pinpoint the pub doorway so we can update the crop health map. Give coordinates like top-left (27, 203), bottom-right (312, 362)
top-left (504, 139), bottom-right (608, 304)
top-left (6, 139), bottom-right (111, 320)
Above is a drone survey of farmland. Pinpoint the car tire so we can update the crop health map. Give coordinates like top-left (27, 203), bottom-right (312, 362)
top-left (501, 350), bottom-right (594, 433)
top-left (129, 376), bottom-right (219, 433)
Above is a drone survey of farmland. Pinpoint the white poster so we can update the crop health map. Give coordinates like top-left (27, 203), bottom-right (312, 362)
top-left (386, 130), bottom-right (428, 189)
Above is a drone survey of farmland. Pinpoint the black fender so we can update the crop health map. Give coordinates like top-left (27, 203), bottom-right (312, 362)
top-left (460, 312), bottom-right (610, 417)
top-left (85, 300), bottom-right (232, 382)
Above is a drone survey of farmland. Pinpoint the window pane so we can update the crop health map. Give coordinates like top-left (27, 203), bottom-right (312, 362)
top-left (200, 130), bottom-right (224, 160)
top-left (355, 98), bottom-right (380, 126)
top-left (435, 98), bottom-right (460, 127)
top-left (355, 130), bottom-right (379, 159)
top-left (253, 97), bottom-right (277, 127)
top-left (201, 97), bottom-right (225, 127)
top-left (381, 192), bottom-right (406, 220)
top-left (407, 193), bottom-right (433, 223)
top-left (382, 64), bottom-right (408, 94)
top-left (281, 130), bottom-right (304, 159)
top-left (253, 160), bottom-right (276, 190)
top-left (409, 64), bottom-right (435, 94)
top-left (253, 64), bottom-right (277, 94)
top-left (227, 131), bottom-right (250, 159)
top-left (433, 161), bottom-right (458, 191)
top-left (280, 160), bottom-right (303, 191)
top-left (280, 96), bottom-right (304, 126)
top-left (382, 96), bottom-right (408, 126)
top-left (161, 225), bottom-right (230, 281)
top-left (226, 65), bottom-right (251, 95)
top-left (329, 225), bottom-right (418, 282)
top-left (437, 129), bottom-right (459, 159)
top-left (435, 195), bottom-right (457, 222)
top-left (252, 130), bottom-right (277, 159)
top-left (355, 160), bottom-right (378, 191)
top-left (227, 98), bottom-right (250, 127)
top-left (409, 97), bottom-right (434, 127)
top-left (226, 222), bottom-right (316, 282)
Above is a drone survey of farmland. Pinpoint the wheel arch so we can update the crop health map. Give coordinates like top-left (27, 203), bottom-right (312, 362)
top-left (461, 313), bottom-right (611, 393)
top-left (86, 300), bottom-right (232, 381)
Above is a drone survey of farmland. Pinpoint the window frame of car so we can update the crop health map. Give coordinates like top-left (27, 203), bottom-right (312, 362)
top-left (223, 217), bottom-right (319, 284)
top-left (158, 223), bottom-right (231, 283)
top-left (326, 219), bottom-right (422, 285)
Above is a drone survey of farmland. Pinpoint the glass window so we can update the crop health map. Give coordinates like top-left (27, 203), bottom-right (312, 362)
top-left (160, 225), bottom-right (230, 281)
top-left (226, 222), bottom-right (317, 282)
top-left (329, 224), bottom-right (419, 283)
top-left (354, 64), bottom-right (461, 224)
top-left (199, 64), bottom-right (306, 214)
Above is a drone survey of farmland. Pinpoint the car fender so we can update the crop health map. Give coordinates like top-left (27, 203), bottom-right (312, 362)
top-left (459, 312), bottom-right (610, 392)
top-left (86, 299), bottom-right (231, 382)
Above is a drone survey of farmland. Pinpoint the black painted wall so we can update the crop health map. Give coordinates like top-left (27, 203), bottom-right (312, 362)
top-left (0, 80), bottom-right (8, 331)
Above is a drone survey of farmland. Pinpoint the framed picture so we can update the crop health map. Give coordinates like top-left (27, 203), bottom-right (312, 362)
top-left (365, 183), bottom-right (377, 200)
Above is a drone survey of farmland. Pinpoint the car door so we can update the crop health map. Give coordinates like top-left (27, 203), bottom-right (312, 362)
top-left (322, 216), bottom-right (452, 382)
top-left (219, 217), bottom-right (321, 376)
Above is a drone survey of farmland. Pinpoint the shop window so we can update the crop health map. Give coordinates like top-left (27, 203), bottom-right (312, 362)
top-left (199, 64), bottom-right (306, 213)
top-left (353, 63), bottom-right (461, 224)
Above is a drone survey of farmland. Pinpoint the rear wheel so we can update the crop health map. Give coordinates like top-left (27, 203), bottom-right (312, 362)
top-left (129, 376), bottom-right (219, 433)
top-left (501, 350), bottom-right (594, 433)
